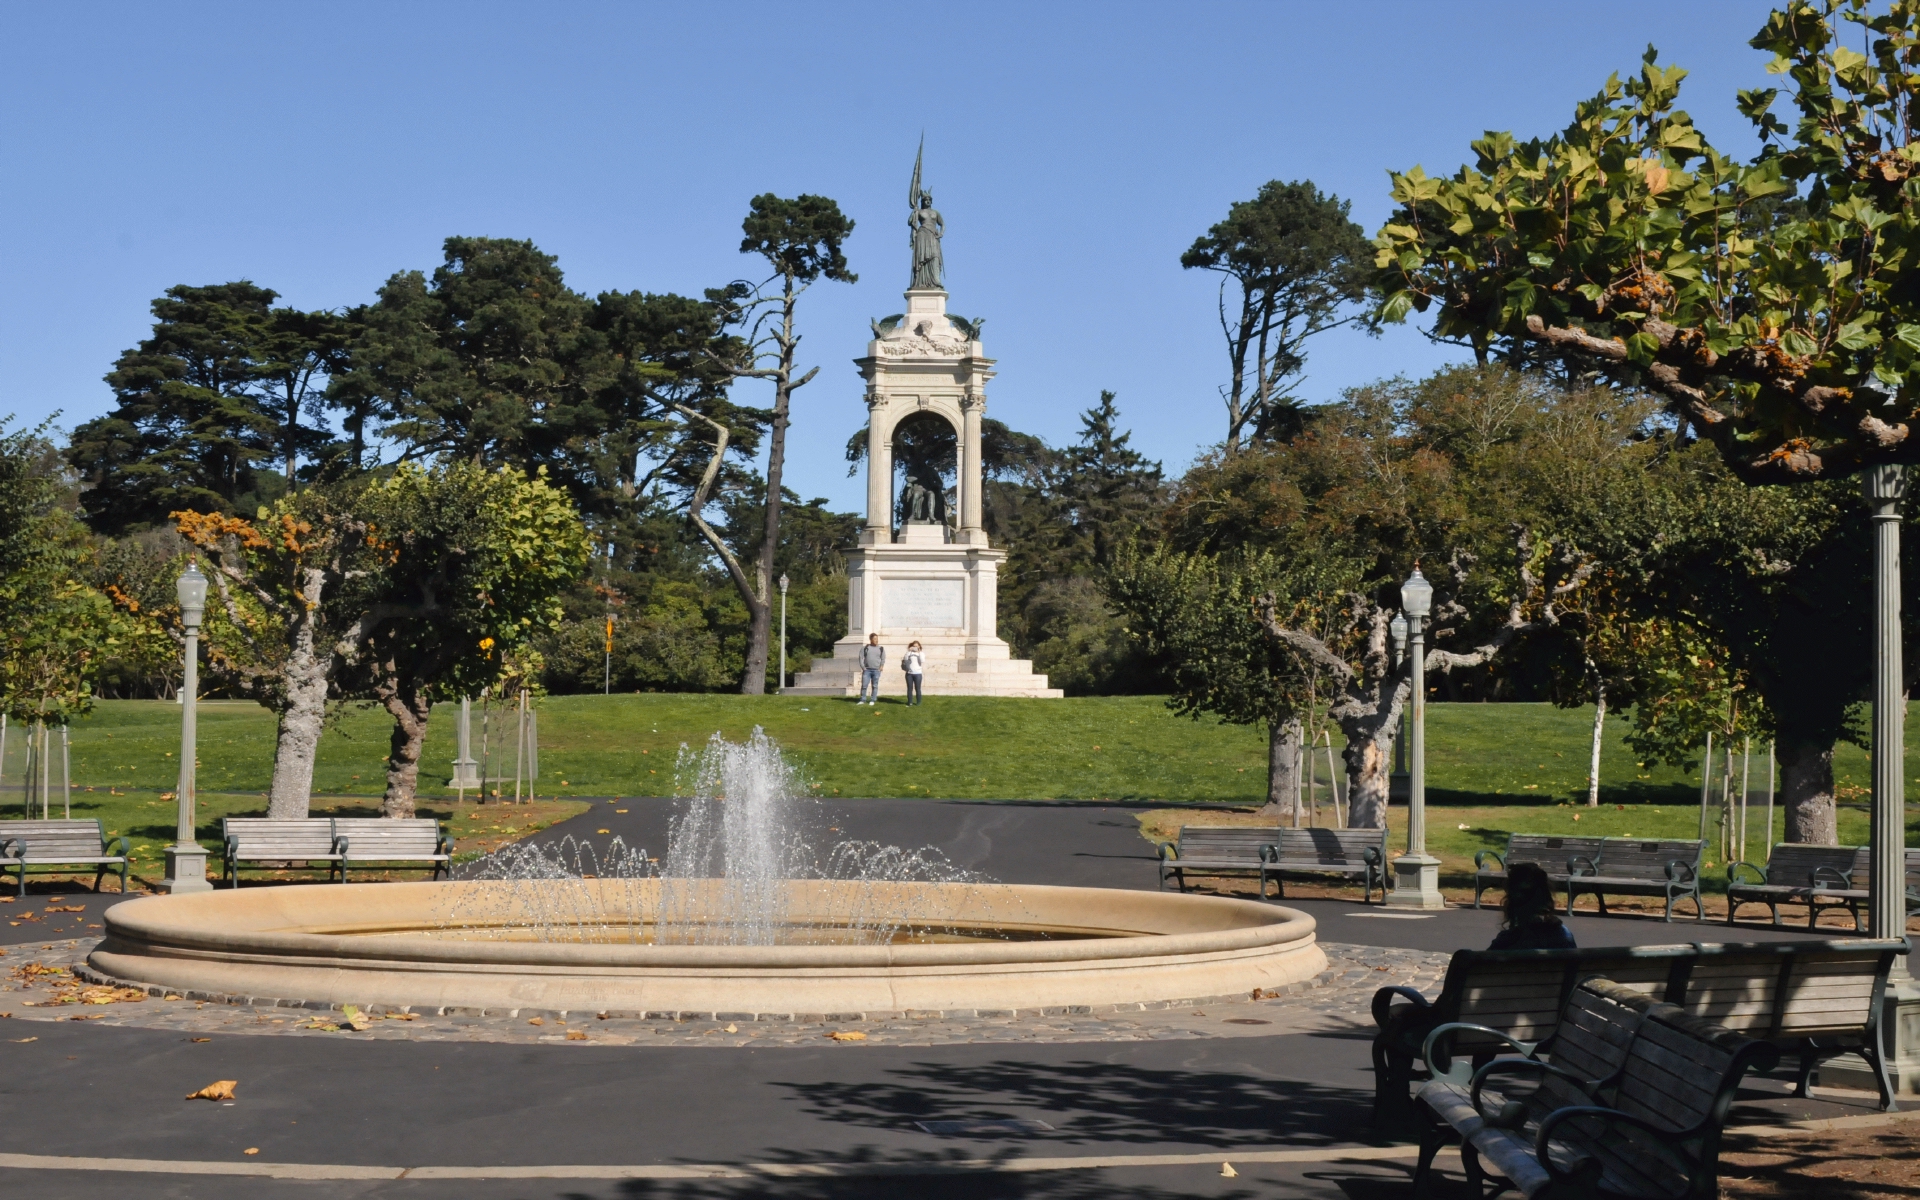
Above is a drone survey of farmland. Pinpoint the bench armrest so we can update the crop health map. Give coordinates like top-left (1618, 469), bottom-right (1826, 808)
top-left (1665, 859), bottom-right (1697, 884)
top-left (1471, 1059), bottom-right (1602, 1125)
top-left (1568, 855), bottom-right (1598, 877)
top-left (1157, 842), bottom-right (1177, 862)
top-left (104, 835), bottom-right (130, 860)
top-left (437, 833), bottom-right (454, 857)
top-left (1535, 1105), bottom-right (1702, 1188)
top-left (1474, 849), bottom-right (1506, 872)
top-left (0, 837), bottom-right (20, 859)
top-left (1726, 860), bottom-right (1768, 887)
top-left (1811, 864), bottom-right (1853, 891)
top-left (1362, 845), bottom-right (1382, 867)
top-left (1371, 985), bottom-right (1430, 1028)
top-left (1422, 1022), bottom-right (1537, 1084)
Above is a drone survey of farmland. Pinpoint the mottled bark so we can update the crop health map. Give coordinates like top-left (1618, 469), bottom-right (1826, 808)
top-left (1777, 736), bottom-right (1838, 845)
top-left (1259, 718), bottom-right (1304, 822)
top-left (266, 567), bottom-right (330, 820)
top-left (379, 684), bottom-right (434, 819)
top-left (1343, 709), bottom-right (1404, 830)
top-left (1586, 681), bottom-right (1606, 808)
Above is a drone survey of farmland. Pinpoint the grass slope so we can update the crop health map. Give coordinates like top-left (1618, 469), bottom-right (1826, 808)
top-left (4, 695), bottom-right (1914, 890)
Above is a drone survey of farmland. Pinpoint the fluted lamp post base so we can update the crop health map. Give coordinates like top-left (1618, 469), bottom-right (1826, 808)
top-left (1385, 852), bottom-right (1445, 909)
top-left (157, 845), bottom-right (212, 894)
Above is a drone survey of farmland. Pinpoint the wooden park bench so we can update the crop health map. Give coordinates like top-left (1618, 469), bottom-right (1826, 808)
top-left (1726, 842), bottom-right (1870, 930)
top-left (1157, 828), bottom-right (1275, 895)
top-left (1371, 942), bottom-right (1693, 1127)
top-left (0, 819), bottom-right (130, 896)
top-left (221, 817), bottom-right (344, 887)
top-left (1473, 834), bottom-right (1606, 909)
top-left (1411, 976), bottom-right (1779, 1199)
top-left (1566, 837), bottom-right (1705, 922)
top-left (333, 818), bottom-right (451, 881)
top-left (1266, 827), bottom-right (1388, 903)
top-left (1678, 937), bottom-right (1907, 1111)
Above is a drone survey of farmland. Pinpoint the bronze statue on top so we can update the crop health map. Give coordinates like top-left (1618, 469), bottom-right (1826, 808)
top-left (908, 139), bottom-right (944, 290)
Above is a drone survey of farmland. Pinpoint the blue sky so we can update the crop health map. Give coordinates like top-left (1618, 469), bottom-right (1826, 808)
top-left (2, 1), bottom-right (1781, 511)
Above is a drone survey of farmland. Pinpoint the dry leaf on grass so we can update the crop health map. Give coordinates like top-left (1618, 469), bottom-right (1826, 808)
top-left (826, 1030), bottom-right (867, 1042)
top-left (186, 1080), bottom-right (237, 1101)
top-left (566, 1029), bottom-right (587, 1041)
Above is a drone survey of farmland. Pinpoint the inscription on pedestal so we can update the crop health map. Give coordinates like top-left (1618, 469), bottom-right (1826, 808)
top-left (882, 578), bottom-right (965, 629)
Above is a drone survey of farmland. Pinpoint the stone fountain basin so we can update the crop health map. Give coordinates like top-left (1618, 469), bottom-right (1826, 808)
top-left (88, 880), bottom-right (1325, 1015)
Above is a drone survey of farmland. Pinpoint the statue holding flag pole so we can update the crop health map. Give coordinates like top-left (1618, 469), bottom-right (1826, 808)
top-left (908, 138), bottom-right (944, 290)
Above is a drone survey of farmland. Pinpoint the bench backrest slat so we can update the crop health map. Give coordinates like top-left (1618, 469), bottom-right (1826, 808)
top-left (1591, 838), bottom-right (1702, 881)
top-left (1171, 828), bottom-right (1274, 863)
top-left (223, 818), bottom-right (339, 855)
top-left (334, 818), bottom-right (444, 853)
top-left (1762, 843), bottom-right (1870, 886)
top-left (1517, 979), bottom-right (1656, 1130)
top-left (0, 820), bottom-right (106, 856)
top-left (1502, 834), bottom-right (1605, 874)
top-left (1273, 828), bottom-right (1384, 863)
top-left (1683, 944), bottom-right (1892, 1036)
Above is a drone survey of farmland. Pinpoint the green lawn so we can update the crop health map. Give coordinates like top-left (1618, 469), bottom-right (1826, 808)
top-left (3, 696), bottom-right (1915, 887)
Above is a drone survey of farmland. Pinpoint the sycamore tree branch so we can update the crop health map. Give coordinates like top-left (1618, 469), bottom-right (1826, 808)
top-left (670, 402), bottom-right (761, 611)
top-left (1521, 314), bottom-right (1911, 481)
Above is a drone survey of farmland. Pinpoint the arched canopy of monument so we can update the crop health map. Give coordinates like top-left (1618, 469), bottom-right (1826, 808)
top-left (864, 394), bottom-right (982, 544)
top-left (886, 410), bottom-right (963, 531)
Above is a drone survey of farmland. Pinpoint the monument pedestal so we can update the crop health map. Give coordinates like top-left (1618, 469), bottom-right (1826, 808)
top-left (788, 526), bottom-right (1060, 698)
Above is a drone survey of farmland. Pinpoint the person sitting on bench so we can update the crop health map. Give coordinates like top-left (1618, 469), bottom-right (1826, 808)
top-left (1487, 862), bottom-right (1576, 950)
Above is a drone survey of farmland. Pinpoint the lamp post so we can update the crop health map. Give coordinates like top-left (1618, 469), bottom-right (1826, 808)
top-left (158, 562), bottom-right (212, 894)
top-left (778, 573), bottom-right (790, 694)
top-left (1389, 613), bottom-right (1410, 804)
top-left (1862, 465), bottom-right (1920, 1095)
top-left (1387, 567), bottom-right (1444, 909)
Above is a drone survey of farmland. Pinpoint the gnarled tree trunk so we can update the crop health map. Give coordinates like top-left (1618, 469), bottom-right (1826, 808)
top-left (267, 567), bottom-right (330, 820)
top-left (1776, 735), bottom-right (1838, 846)
top-left (379, 683), bottom-right (433, 819)
top-left (1342, 707), bottom-right (1405, 830)
top-left (1259, 718), bottom-right (1304, 822)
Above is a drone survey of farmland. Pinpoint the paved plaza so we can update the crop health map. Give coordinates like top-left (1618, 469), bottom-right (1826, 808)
top-left (0, 799), bottom-right (1897, 1199)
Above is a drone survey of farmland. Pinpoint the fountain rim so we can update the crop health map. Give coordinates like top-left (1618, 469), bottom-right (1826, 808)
top-left (99, 880), bottom-right (1318, 971)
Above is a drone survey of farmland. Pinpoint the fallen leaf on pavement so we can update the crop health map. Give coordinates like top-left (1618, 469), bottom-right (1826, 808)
top-left (388, 1012), bottom-right (417, 1021)
top-left (566, 1029), bottom-right (587, 1041)
top-left (527, 1017), bottom-right (544, 1026)
top-left (8, 1037), bottom-right (35, 1043)
top-left (724, 1023), bottom-right (738, 1033)
top-left (189, 1037), bottom-right (210, 1043)
top-left (45, 905), bottom-right (84, 913)
top-left (826, 1030), bottom-right (867, 1042)
top-left (1220, 1163), bottom-right (1237, 1178)
top-left (243, 1148), bottom-right (259, 1156)
top-left (186, 1080), bottom-right (237, 1101)
top-left (340, 1005), bottom-right (372, 1031)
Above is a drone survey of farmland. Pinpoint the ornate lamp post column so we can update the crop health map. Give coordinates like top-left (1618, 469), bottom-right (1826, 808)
top-left (158, 563), bottom-right (212, 894)
top-left (1863, 465), bottom-right (1920, 1095)
top-left (1388, 568), bottom-right (1444, 909)
top-left (1389, 613), bottom-right (1410, 804)
top-left (778, 573), bottom-right (790, 694)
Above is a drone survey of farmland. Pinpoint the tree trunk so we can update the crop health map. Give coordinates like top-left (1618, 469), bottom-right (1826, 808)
top-left (1258, 718), bottom-right (1304, 822)
top-left (1776, 735), bottom-right (1838, 845)
top-left (1343, 714), bottom-right (1398, 830)
top-left (740, 290), bottom-right (799, 695)
top-left (1586, 681), bottom-right (1606, 807)
top-left (379, 685), bottom-right (433, 819)
top-left (266, 568), bottom-right (329, 820)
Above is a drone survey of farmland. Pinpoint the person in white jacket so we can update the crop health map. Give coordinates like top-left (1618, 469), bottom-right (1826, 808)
top-left (902, 641), bottom-right (926, 706)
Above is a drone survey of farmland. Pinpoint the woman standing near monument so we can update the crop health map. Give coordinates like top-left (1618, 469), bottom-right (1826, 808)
top-left (902, 641), bottom-right (926, 706)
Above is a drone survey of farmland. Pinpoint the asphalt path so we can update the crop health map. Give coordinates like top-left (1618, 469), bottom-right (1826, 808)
top-left (0, 796), bottom-right (1890, 1199)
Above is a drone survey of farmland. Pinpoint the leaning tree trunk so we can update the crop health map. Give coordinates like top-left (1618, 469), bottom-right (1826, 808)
top-left (266, 568), bottom-right (330, 820)
top-left (379, 684), bottom-right (434, 819)
top-left (1776, 735), bottom-right (1838, 846)
top-left (1258, 718), bottom-right (1304, 822)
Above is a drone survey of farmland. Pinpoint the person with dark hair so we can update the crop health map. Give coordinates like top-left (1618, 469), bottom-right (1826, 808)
top-left (1487, 862), bottom-right (1576, 950)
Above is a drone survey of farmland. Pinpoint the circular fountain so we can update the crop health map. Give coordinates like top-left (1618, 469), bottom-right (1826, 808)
top-left (87, 732), bottom-right (1324, 1016)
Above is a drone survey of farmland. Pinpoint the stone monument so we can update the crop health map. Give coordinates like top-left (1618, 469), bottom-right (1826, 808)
top-left (788, 148), bottom-right (1061, 699)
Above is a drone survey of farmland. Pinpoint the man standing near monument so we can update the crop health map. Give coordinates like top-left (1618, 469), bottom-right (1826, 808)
top-left (858, 633), bottom-right (886, 704)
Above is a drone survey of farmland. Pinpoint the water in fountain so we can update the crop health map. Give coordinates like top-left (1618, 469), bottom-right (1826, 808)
top-left (438, 727), bottom-right (1008, 946)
